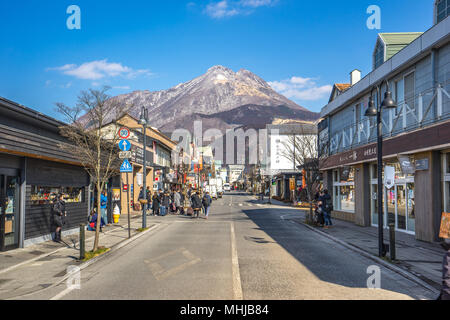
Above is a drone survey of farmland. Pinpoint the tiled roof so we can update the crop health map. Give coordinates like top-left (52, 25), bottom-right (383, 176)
top-left (335, 83), bottom-right (351, 92)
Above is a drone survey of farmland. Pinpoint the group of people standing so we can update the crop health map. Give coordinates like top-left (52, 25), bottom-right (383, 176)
top-left (139, 187), bottom-right (213, 219)
top-left (144, 188), bottom-right (184, 216)
top-left (188, 189), bottom-right (212, 219)
top-left (314, 189), bottom-right (333, 229)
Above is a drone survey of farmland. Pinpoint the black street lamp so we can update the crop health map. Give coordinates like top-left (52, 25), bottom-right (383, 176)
top-left (139, 106), bottom-right (148, 229)
top-left (364, 79), bottom-right (397, 257)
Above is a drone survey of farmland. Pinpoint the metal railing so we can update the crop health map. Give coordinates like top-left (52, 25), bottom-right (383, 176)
top-left (322, 81), bottom-right (450, 157)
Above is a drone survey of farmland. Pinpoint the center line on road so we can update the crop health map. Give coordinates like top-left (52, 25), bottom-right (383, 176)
top-left (230, 222), bottom-right (243, 300)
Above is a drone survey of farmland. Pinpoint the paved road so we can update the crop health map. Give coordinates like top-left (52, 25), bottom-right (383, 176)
top-left (26, 192), bottom-right (436, 300)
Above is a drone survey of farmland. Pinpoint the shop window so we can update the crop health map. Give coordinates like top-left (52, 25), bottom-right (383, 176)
top-left (443, 153), bottom-right (450, 213)
top-left (30, 186), bottom-right (84, 206)
top-left (332, 168), bottom-right (355, 213)
top-left (447, 153), bottom-right (450, 174)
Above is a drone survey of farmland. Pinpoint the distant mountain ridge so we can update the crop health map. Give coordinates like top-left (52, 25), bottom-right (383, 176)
top-left (107, 65), bottom-right (320, 133)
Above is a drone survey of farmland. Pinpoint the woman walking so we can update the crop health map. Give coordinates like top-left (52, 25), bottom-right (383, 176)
top-left (202, 191), bottom-right (212, 220)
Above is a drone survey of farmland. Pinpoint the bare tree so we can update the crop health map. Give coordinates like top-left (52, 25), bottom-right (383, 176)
top-left (55, 87), bottom-right (130, 251)
top-left (280, 131), bottom-right (322, 223)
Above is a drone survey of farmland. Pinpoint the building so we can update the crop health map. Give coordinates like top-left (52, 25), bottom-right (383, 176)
top-left (104, 114), bottom-right (176, 214)
top-left (266, 123), bottom-right (318, 200)
top-left (318, 9), bottom-right (450, 242)
top-left (0, 97), bottom-right (90, 250)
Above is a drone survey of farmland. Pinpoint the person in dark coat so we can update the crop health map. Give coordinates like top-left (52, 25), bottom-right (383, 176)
top-left (152, 193), bottom-right (160, 216)
top-left (439, 239), bottom-right (450, 300)
top-left (52, 194), bottom-right (66, 242)
top-left (318, 189), bottom-right (333, 229)
top-left (202, 192), bottom-right (212, 219)
top-left (160, 191), bottom-right (170, 216)
top-left (191, 191), bottom-right (202, 219)
top-left (146, 187), bottom-right (152, 214)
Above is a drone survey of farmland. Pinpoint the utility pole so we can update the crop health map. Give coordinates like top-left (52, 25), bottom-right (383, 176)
top-left (139, 107), bottom-right (148, 229)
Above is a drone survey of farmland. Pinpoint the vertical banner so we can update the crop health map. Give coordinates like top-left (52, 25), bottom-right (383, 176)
top-left (440, 212), bottom-right (450, 239)
top-left (302, 169), bottom-right (306, 188)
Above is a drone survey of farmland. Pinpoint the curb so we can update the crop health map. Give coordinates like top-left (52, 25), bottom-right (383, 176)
top-left (0, 215), bottom-right (144, 275)
top-left (5, 223), bottom-right (160, 300)
top-left (294, 219), bottom-right (441, 297)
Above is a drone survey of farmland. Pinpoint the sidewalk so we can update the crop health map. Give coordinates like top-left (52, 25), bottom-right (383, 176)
top-left (265, 196), bottom-right (446, 291)
top-left (0, 212), bottom-right (155, 300)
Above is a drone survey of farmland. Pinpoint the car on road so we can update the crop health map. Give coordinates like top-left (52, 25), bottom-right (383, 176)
top-left (223, 183), bottom-right (231, 192)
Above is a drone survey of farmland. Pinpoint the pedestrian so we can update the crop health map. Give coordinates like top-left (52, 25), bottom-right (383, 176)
top-left (191, 190), bottom-right (202, 219)
top-left (438, 239), bottom-right (450, 300)
top-left (160, 191), bottom-right (170, 216)
top-left (52, 193), bottom-right (66, 242)
top-left (100, 190), bottom-right (108, 225)
top-left (152, 192), bottom-right (160, 216)
top-left (146, 187), bottom-right (152, 215)
top-left (202, 191), bottom-right (212, 220)
top-left (174, 189), bottom-right (182, 215)
top-left (88, 208), bottom-right (105, 232)
top-left (319, 189), bottom-right (333, 229)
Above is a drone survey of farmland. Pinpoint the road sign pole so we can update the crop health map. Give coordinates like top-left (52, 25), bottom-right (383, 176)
top-left (142, 122), bottom-right (147, 229)
top-left (126, 172), bottom-right (131, 238)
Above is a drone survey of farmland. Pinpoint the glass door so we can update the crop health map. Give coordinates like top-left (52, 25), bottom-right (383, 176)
top-left (385, 187), bottom-right (396, 227)
top-left (396, 184), bottom-right (407, 230)
top-left (406, 183), bottom-right (415, 232)
top-left (0, 174), bottom-right (20, 251)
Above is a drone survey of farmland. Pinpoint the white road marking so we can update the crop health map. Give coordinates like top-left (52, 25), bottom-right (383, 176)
top-left (50, 286), bottom-right (74, 300)
top-left (230, 222), bottom-right (243, 300)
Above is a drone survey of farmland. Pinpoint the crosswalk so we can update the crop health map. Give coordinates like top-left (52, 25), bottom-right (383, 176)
top-left (227, 203), bottom-right (265, 207)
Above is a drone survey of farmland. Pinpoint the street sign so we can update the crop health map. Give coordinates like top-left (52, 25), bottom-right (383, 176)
top-left (120, 159), bottom-right (133, 173)
top-left (118, 139), bottom-right (131, 151)
top-left (119, 151), bottom-right (132, 159)
top-left (118, 127), bottom-right (131, 139)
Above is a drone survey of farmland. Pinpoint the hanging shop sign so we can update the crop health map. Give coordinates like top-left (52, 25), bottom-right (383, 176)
top-left (136, 173), bottom-right (143, 186)
top-left (384, 166), bottom-right (395, 189)
top-left (398, 155), bottom-right (415, 175)
top-left (112, 189), bottom-right (121, 201)
top-left (289, 178), bottom-right (296, 191)
top-left (415, 158), bottom-right (429, 171)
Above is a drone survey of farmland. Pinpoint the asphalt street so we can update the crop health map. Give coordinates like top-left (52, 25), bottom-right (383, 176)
top-left (25, 192), bottom-right (436, 300)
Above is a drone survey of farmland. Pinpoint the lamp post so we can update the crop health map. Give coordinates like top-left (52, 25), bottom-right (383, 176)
top-left (139, 107), bottom-right (148, 229)
top-left (364, 79), bottom-right (397, 257)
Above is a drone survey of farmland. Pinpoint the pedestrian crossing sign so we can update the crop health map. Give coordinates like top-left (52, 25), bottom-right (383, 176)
top-left (120, 159), bottom-right (133, 173)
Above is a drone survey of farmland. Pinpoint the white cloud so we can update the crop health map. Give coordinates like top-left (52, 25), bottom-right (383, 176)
top-left (113, 86), bottom-right (131, 90)
top-left (204, 0), bottom-right (276, 18)
top-left (205, 1), bottom-right (239, 18)
top-left (47, 59), bottom-right (152, 80)
top-left (269, 77), bottom-right (332, 101)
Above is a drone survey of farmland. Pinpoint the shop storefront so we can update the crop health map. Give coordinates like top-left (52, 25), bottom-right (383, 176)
top-left (369, 162), bottom-right (415, 234)
top-left (0, 97), bottom-right (90, 250)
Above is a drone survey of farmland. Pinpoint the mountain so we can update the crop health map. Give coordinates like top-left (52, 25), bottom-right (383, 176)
top-left (108, 65), bottom-right (320, 132)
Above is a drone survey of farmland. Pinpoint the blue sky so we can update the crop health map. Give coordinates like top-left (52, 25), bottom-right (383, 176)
top-left (0, 0), bottom-right (434, 117)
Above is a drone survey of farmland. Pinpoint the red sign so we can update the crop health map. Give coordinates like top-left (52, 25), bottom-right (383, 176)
top-left (118, 127), bottom-right (131, 139)
top-left (123, 184), bottom-right (128, 192)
